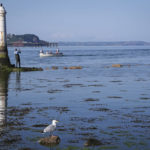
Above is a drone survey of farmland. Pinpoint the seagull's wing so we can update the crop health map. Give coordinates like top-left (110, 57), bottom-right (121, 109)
top-left (43, 124), bottom-right (56, 133)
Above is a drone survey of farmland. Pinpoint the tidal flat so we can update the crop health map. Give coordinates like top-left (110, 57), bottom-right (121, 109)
top-left (0, 46), bottom-right (150, 150)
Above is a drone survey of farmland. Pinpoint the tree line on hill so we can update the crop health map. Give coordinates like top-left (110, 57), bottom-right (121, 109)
top-left (7, 34), bottom-right (57, 47)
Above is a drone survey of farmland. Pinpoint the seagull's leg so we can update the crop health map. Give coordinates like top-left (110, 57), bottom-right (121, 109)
top-left (50, 131), bottom-right (53, 137)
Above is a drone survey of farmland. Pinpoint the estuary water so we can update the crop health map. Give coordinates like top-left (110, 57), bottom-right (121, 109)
top-left (1, 46), bottom-right (150, 150)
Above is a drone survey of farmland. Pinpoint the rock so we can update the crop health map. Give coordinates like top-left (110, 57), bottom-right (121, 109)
top-left (127, 64), bottom-right (131, 67)
top-left (84, 138), bottom-right (102, 147)
top-left (51, 66), bottom-right (58, 70)
top-left (69, 66), bottom-right (82, 69)
top-left (45, 67), bottom-right (50, 70)
top-left (18, 148), bottom-right (33, 150)
top-left (112, 64), bottom-right (122, 68)
top-left (39, 135), bottom-right (60, 146)
top-left (0, 65), bottom-right (43, 72)
top-left (64, 67), bottom-right (68, 69)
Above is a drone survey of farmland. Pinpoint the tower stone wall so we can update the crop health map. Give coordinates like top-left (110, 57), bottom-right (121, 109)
top-left (0, 4), bottom-right (11, 66)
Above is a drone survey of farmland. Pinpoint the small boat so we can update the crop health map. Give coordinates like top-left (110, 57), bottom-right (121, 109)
top-left (39, 50), bottom-right (63, 57)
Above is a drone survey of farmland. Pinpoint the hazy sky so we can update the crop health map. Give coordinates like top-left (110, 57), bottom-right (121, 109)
top-left (1, 0), bottom-right (150, 42)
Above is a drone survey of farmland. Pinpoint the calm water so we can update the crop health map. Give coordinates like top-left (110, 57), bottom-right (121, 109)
top-left (0, 46), bottom-right (150, 150)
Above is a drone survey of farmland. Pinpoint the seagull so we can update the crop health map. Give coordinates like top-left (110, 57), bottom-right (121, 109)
top-left (43, 120), bottom-right (59, 136)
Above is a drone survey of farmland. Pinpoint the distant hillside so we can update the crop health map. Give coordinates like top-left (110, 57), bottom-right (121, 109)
top-left (58, 41), bottom-right (150, 46)
top-left (7, 34), bottom-right (57, 46)
top-left (7, 34), bottom-right (150, 47)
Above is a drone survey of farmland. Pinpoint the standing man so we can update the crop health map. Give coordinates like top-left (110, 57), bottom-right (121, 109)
top-left (56, 49), bottom-right (59, 54)
top-left (14, 49), bottom-right (21, 68)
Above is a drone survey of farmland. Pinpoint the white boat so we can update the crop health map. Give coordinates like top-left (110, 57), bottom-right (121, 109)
top-left (39, 51), bottom-right (63, 57)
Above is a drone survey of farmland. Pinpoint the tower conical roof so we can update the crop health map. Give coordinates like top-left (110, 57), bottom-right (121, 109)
top-left (0, 4), bottom-right (6, 14)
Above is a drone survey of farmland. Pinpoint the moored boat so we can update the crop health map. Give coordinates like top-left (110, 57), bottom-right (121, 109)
top-left (39, 50), bottom-right (63, 57)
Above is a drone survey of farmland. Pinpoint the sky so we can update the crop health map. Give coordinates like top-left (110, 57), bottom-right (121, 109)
top-left (0, 0), bottom-right (150, 42)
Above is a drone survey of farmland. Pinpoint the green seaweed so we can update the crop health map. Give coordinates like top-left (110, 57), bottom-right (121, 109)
top-left (56, 147), bottom-right (95, 150)
top-left (63, 146), bottom-right (79, 150)
top-left (124, 141), bottom-right (136, 148)
top-left (139, 141), bottom-right (147, 146)
top-left (0, 65), bottom-right (43, 72)
top-left (98, 146), bottom-right (118, 149)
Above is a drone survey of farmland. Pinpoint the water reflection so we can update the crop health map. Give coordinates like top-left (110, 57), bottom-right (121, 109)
top-left (0, 71), bottom-right (10, 132)
top-left (16, 71), bottom-right (21, 91)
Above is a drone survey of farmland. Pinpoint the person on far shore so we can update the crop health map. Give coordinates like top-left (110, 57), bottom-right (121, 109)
top-left (40, 50), bottom-right (44, 53)
top-left (56, 49), bottom-right (59, 54)
top-left (14, 48), bottom-right (21, 68)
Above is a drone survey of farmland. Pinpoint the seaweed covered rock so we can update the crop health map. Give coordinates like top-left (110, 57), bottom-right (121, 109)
top-left (51, 66), bottom-right (58, 70)
top-left (0, 65), bottom-right (43, 72)
top-left (18, 148), bottom-right (33, 150)
top-left (112, 64), bottom-right (122, 68)
top-left (69, 66), bottom-right (82, 69)
top-left (39, 135), bottom-right (60, 146)
top-left (84, 138), bottom-right (102, 147)
top-left (63, 67), bottom-right (68, 69)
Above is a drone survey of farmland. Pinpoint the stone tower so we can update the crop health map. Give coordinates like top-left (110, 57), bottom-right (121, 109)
top-left (0, 4), bottom-right (11, 66)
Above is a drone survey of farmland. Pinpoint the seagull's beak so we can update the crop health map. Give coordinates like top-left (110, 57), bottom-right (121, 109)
top-left (56, 120), bottom-right (59, 123)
